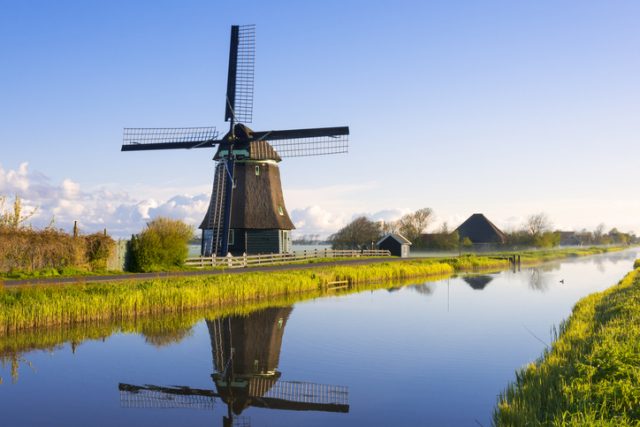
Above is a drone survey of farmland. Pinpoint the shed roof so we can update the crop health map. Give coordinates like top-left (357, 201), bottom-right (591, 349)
top-left (376, 233), bottom-right (412, 246)
top-left (455, 213), bottom-right (507, 244)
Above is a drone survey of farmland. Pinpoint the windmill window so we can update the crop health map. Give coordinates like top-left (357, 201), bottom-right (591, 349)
top-left (255, 165), bottom-right (260, 176)
top-left (228, 229), bottom-right (235, 245)
top-left (278, 206), bottom-right (284, 216)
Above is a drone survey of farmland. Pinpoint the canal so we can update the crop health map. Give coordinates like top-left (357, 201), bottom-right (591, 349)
top-left (0, 249), bottom-right (637, 426)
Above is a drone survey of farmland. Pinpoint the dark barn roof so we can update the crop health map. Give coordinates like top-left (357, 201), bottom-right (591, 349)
top-left (455, 213), bottom-right (507, 244)
top-left (376, 233), bottom-right (412, 246)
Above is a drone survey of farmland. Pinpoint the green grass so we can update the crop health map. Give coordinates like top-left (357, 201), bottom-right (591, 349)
top-left (0, 247), bottom-right (624, 336)
top-left (0, 260), bottom-right (460, 335)
top-left (494, 262), bottom-right (640, 426)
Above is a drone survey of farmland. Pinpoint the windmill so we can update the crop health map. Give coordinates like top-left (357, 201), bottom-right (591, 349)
top-left (119, 307), bottom-right (350, 426)
top-left (122, 25), bottom-right (349, 256)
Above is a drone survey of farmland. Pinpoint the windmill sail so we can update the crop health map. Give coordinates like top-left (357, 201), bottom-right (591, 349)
top-left (225, 25), bottom-right (255, 124)
top-left (257, 126), bottom-right (349, 158)
top-left (121, 127), bottom-right (219, 151)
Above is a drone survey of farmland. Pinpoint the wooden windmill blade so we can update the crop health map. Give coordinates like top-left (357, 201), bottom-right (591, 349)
top-left (225, 25), bottom-right (255, 125)
top-left (121, 127), bottom-right (220, 151)
top-left (118, 383), bottom-right (217, 410)
top-left (251, 126), bottom-right (349, 158)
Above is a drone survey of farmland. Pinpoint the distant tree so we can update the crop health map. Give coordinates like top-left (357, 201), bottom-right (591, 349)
top-left (594, 223), bottom-right (606, 244)
top-left (329, 217), bottom-right (382, 250)
top-left (127, 217), bottom-right (194, 272)
top-left (533, 231), bottom-right (561, 248)
top-left (397, 208), bottom-right (434, 243)
top-left (525, 213), bottom-right (552, 238)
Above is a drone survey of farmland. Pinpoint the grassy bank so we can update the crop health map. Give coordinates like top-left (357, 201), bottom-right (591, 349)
top-left (0, 246), bottom-right (624, 335)
top-left (494, 264), bottom-right (640, 426)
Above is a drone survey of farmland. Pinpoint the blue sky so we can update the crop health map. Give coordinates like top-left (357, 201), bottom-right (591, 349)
top-left (1, 0), bottom-right (639, 237)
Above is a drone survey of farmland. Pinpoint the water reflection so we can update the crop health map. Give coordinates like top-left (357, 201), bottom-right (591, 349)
top-left (119, 307), bottom-right (350, 426)
top-left (462, 275), bottom-right (494, 291)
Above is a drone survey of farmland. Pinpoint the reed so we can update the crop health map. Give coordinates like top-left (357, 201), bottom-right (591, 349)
top-left (494, 262), bottom-right (640, 426)
top-left (0, 247), bottom-right (624, 336)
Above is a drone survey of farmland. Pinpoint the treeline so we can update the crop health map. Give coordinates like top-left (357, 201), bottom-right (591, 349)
top-left (329, 209), bottom-right (638, 250)
top-left (0, 195), bottom-right (114, 274)
top-left (329, 208), bottom-right (440, 249)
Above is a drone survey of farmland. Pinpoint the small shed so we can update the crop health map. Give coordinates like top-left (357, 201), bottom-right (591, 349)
top-left (377, 233), bottom-right (411, 258)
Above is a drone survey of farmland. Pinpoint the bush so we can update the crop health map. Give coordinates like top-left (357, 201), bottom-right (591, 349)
top-left (126, 217), bottom-right (193, 272)
top-left (84, 233), bottom-right (116, 271)
top-left (0, 226), bottom-right (115, 274)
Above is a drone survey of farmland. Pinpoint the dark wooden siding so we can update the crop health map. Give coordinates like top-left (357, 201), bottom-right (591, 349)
top-left (228, 229), bottom-right (282, 254)
top-left (378, 237), bottom-right (402, 257)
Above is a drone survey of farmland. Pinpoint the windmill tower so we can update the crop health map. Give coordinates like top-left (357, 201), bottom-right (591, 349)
top-left (122, 25), bottom-right (349, 256)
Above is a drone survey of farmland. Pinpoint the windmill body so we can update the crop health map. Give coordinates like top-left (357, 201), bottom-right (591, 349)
top-left (121, 25), bottom-right (349, 256)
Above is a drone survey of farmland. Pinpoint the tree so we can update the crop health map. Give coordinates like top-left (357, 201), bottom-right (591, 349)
top-left (329, 217), bottom-right (381, 250)
top-left (397, 208), bottom-right (434, 243)
top-left (525, 213), bottom-right (552, 238)
top-left (127, 217), bottom-right (194, 272)
top-left (594, 223), bottom-right (606, 244)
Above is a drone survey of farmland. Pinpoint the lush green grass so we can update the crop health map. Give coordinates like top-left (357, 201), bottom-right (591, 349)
top-left (494, 263), bottom-right (640, 426)
top-left (0, 259), bottom-right (461, 335)
top-left (0, 247), bottom-right (623, 335)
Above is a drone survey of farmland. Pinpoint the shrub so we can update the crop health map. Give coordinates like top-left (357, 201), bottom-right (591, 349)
top-left (83, 233), bottom-right (115, 271)
top-left (127, 217), bottom-right (193, 272)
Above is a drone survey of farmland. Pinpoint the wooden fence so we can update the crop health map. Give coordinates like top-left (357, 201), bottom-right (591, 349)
top-left (185, 249), bottom-right (391, 269)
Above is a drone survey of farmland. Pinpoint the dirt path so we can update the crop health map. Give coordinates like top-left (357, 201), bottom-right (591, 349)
top-left (1, 257), bottom-right (410, 288)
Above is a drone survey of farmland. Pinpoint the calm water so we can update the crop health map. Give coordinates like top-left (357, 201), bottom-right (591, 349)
top-left (0, 249), bottom-right (637, 426)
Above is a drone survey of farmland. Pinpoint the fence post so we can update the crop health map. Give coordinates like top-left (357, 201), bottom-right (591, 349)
top-left (243, 252), bottom-right (247, 267)
top-left (226, 252), bottom-right (232, 268)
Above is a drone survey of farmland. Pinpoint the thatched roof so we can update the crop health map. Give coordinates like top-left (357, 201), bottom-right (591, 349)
top-left (199, 160), bottom-right (295, 230)
top-left (455, 213), bottom-right (507, 244)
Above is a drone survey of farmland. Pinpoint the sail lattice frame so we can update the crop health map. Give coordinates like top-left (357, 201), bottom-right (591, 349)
top-left (123, 127), bottom-right (219, 148)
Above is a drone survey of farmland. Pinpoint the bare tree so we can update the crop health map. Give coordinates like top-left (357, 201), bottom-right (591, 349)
top-left (594, 223), bottom-right (606, 244)
top-left (525, 213), bottom-right (552, 237)
top-left (398, 208), bottom-right (434, 243)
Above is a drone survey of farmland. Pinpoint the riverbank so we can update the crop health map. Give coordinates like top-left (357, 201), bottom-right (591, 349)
top-left (494, 262), bottom-right (640, 426)
top-left (0, 246), bottom-right (624, 335)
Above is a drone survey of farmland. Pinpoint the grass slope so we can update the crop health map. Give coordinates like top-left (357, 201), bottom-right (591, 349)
top-left (494, 264), bottom-right (640, 426)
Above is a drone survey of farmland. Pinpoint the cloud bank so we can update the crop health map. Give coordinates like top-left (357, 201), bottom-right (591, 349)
top-left (1, 163), bottom-right (392, 239)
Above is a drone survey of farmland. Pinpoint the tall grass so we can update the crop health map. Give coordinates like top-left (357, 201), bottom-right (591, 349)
top-left (0, 247), bottom-right (622, 336)
top-left (0, 260), bottom-right (461, 335)
top-left (494, 262), bottom-right (640, 426)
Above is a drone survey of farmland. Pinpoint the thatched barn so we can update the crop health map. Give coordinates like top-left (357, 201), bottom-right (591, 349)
top-left (200, 139), bottom-right (295, 255)
top-left (455, 213), bottom-right (507, 244)
top-left (377, 233), bottom-right (411, 257)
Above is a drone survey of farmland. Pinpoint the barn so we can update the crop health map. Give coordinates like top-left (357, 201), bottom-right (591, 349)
top-left (455, 213), bottom-right (507, 245)
top-left (377, 233), bottom-right (412, 258)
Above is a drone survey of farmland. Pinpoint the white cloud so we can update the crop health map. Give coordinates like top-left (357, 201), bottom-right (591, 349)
top-left (0, 163), bottom-right (210, 238)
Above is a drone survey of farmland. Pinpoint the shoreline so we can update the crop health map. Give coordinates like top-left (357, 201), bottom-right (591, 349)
top-left (0, 246), bottom-right (623, 336)
top-left (494, 260), bottom-right (640, 425)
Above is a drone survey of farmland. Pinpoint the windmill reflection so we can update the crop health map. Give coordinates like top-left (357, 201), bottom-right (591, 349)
top-left (119, 307), bottom-right (349, 426)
